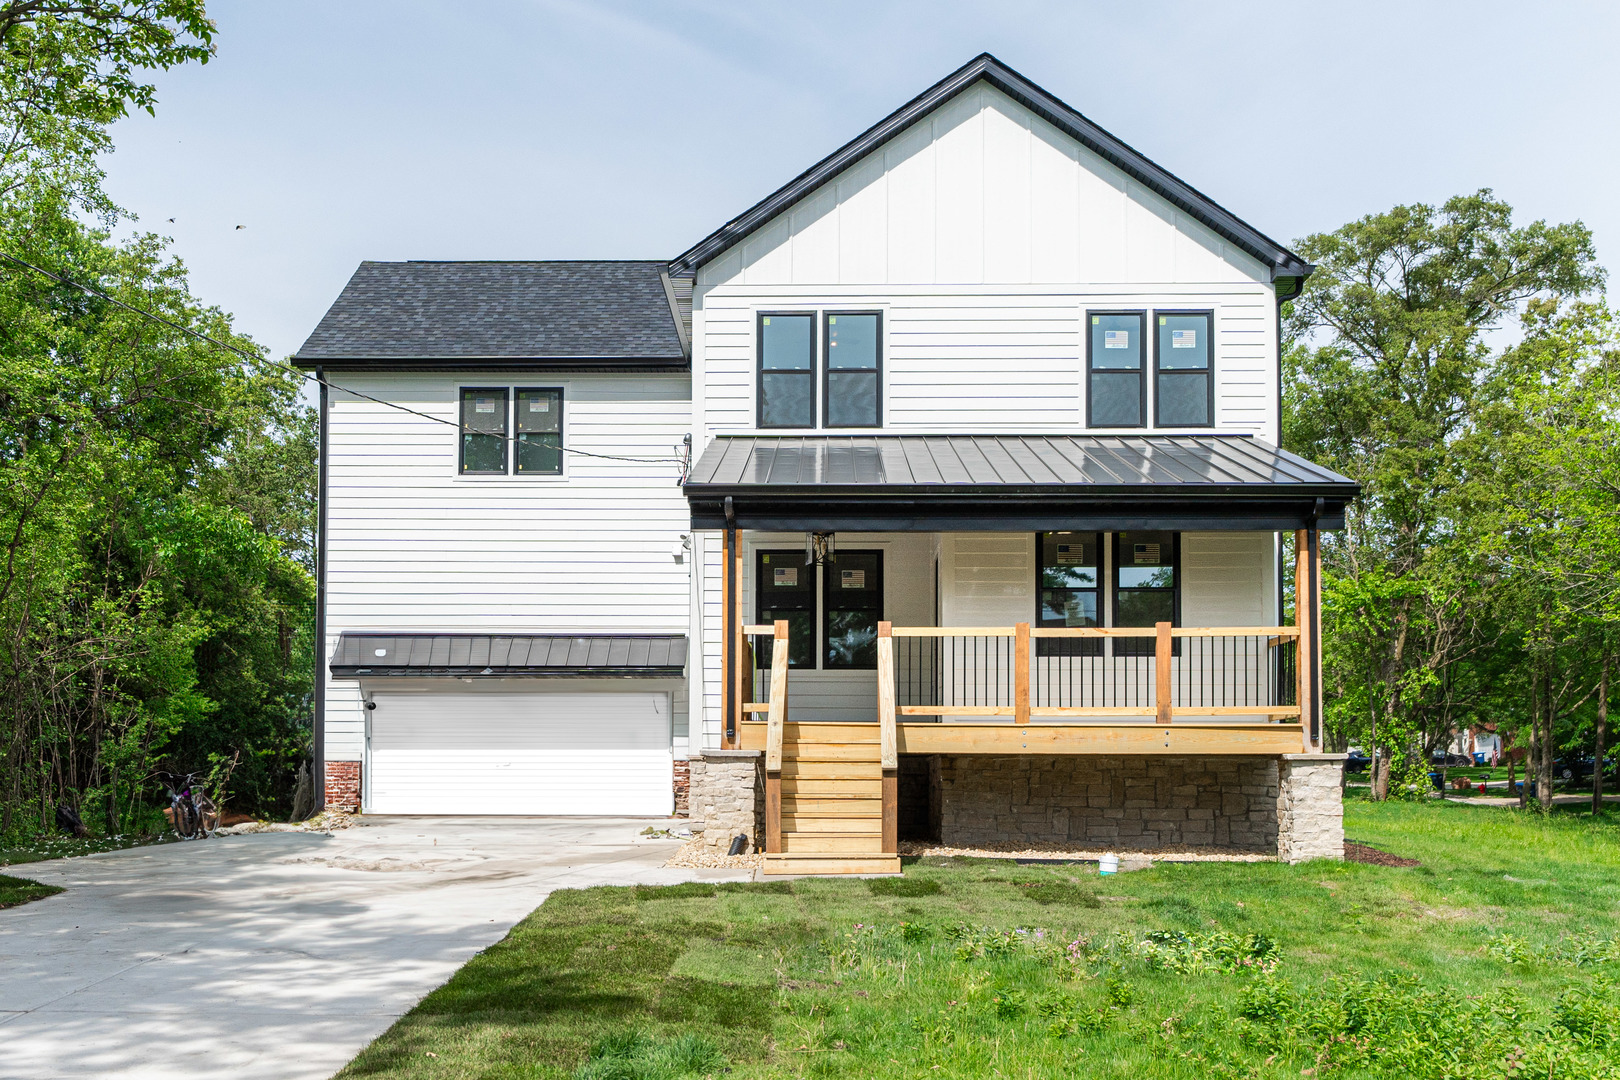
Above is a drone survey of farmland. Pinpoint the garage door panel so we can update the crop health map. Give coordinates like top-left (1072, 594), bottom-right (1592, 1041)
top-left (367, 691), bottom-right (672, 815)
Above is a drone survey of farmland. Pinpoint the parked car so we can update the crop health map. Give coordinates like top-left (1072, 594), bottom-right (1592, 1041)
top-left (1345, 751), bottom-right (1372, 774)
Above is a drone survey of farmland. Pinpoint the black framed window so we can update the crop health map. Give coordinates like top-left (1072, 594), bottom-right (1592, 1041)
top-left (1087, 311), bottom-right (1145, 427)
top-left (1112, 531), bottom-right (1179, 656)
top-left (824, 312), bottom-right (881, 427)
top-left (758, 313), bottom-right (815, 428)
top-left (1037, 532), bottom-right (1103, 657)
top-left (756, 551), bottom-right (816, 668)
top-left (824, 551), bottom-right (883, 670)
top-left (515, 388), bottom-right (563, 474)
top-left (459, 387), bottom-right (508, 474)
top-left (1154, 312), bottom-right (1213, 427)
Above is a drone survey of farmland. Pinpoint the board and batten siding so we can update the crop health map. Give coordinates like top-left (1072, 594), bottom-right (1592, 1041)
top-left (322, 372), bottom-right (694, 763)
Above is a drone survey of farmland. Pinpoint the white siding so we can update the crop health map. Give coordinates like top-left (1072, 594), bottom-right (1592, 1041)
top-left (692, 83), bottom-right (1280, 447)
top-left (322, 372), bottom-right (693, 763)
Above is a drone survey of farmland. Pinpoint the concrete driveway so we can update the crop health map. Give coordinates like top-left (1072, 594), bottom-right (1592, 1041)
top-left (0, 817), bottom-right (745, 1080)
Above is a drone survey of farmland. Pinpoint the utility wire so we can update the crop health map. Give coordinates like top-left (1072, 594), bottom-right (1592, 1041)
top-left (0, 249), bottom-right (693, 474)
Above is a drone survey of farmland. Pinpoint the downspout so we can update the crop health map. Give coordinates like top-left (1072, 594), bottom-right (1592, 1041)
top-left (314, 368), bottom-right (329, 808)
top-left (723, 495), bottom-right (736, 749)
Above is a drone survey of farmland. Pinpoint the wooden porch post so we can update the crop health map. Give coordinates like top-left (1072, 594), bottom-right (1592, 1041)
top-left (722, 523), bottom-right (744, 750)
top-left (1155, 621), bottom-right (1173, 725)
top-left (1014, 621), bottom-right (1031, 725)
top-left (764, 619), bottom-right (787, 854)
top-left (877, 621), bottom-right (898, 855)
top-left (1294, 529), bottom-right (1315, 752)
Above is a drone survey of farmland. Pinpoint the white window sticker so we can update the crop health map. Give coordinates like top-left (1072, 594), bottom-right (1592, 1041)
top-left (528, 399), bottom-right (549, 412)
top-left (773, 567), bottom-right (798, 587)
top-left (1134, 543), bottom-right (1162, 565)
top-left (1172, 329), bottom-right (1198, 349)
top-left (1104, 330), bottom-right (1130, 349)
top-left (1056, 543), bottom-right (1086, 565)
top-left (475, 399), bottom-right (497, 414)
top-left (841, 569), bottom-right (866, 589)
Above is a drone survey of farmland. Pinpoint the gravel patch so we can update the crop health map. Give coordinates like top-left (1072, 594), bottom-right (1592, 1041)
top-left (898, 840), bottom-right (1274, 863)
top-left (664, 839), bottom-right (764, 871)
top-left (214, 809), bottom-right (357, 836)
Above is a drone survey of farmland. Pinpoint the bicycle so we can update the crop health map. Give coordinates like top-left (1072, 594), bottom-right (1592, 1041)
top-left (156, 771), bottom-right (219, 840)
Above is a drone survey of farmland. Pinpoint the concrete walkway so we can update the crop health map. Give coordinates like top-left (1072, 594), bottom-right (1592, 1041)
top-left (0, 817), bottom-right (746, 1080)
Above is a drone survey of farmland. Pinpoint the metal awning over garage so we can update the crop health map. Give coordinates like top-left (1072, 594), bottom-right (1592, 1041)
top-left (330, 633), bottom-right (687, 678)
top-left (684, 434), bottom-right (1358, 532)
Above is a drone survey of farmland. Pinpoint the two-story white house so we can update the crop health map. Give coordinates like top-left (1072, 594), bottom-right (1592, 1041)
top-left (296, 55), bottom-right (1356, 873)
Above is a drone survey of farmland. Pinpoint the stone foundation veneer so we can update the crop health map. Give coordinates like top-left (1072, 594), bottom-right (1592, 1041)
top-left (1276, 754), bottom-right (1347, 863)
top-left (686, 750), bottom-right (763, 852)
top-left (324, 760), bottom-right (360, 812)
top-left (938, 755), bottom-right (1281, 852)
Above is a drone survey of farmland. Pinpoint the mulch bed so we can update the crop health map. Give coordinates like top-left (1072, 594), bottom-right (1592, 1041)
top-left (1345, 841), bottom-right (1421, 868)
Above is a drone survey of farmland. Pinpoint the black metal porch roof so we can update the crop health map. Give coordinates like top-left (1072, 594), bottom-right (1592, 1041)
top-left (329, 633), bottom-right (687, 678)
top-left (684, 434), bottom-right (1358, 533)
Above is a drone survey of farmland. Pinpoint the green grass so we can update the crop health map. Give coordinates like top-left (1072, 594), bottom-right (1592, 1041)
top-left (337, 801), bottom-right (1620, 1079)
top-left (0, 872), bottom-right (62, 909)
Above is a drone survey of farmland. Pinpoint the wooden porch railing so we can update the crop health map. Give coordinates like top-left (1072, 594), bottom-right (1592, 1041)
top-left (886, 622), bottom-right (1310, 752)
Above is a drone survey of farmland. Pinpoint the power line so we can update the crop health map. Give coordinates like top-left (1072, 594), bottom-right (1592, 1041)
top-left (0, 249), bottom-right (693, 474)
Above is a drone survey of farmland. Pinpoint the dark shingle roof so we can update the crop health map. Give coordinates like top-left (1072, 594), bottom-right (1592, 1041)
top-left (293, 261), bottom-right (687, 369)
top-left (329, 633), bottom-right (687, 677)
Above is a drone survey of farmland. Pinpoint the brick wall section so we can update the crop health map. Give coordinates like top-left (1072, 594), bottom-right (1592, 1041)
top-left (672, 759), bottom-right (690, 817)
top-left (938, 755), bottom-right (1279, 852)
top-left (324, 760), bottom-right (360, 811)
top-left (686, 750), bottom-right (763, 852)
top-left (1277, 755), bottom-right (1347, 862)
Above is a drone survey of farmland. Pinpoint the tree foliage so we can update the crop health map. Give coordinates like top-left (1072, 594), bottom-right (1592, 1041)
top-left (0, 1), bottom-right (312, 838)
top-left (1285, 190), bottom-right (1615, 803)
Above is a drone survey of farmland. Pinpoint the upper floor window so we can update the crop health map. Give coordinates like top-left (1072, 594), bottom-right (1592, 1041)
top-left (458, 386), bottom-right (563, 476)
top-left (460, 387), bottom-right (508, 473)
top-left (757, 311), bottom-right (881, 429)
top-left (1154, 312), bottom-right (1213, 427)
top-left (1086, 312), bottom-right (1145, 427)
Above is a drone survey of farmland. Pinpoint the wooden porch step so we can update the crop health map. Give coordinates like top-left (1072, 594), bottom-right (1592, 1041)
top-left (782, 813), bottom-right (884, 832)
top-left (781, 761), bottom-right (881, 780)
top-left (779, 830), bottom-right (883, 853)
top-left (784, 745), bottom-right (883, 762)
top-left (781, 778), bottom-right (882, 796)
top-left (763, 853), bottom-right (902, 876)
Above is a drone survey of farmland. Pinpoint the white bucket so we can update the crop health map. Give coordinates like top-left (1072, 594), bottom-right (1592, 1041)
top-left (1098, 853), bottom-right (1120, 875)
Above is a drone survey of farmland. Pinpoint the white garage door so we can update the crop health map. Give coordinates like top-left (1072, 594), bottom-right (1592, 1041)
top-left (367, 691), bottom-right (671, 815)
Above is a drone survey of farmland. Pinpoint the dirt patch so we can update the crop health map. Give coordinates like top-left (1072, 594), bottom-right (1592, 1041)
top-left (1345, 841), bottom-right (1421, 868)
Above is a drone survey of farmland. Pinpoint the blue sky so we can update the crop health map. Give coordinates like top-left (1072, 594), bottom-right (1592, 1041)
top-left (104, 0), bottom-right (1619, 364)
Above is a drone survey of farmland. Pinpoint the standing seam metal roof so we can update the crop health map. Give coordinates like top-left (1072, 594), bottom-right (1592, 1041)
top-left (685, 435), bottom-right (1355, 492)
top-left (329, 633), bottom-right (688, 677)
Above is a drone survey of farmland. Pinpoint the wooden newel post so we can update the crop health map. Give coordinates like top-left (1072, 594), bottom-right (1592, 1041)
top-left (764, 619), bottom-right (788, 855)
top-left (1155, 621), bottom-right (1173, 725)
top-left (1014, 622), bottom-right (1031, 726)
top-left (877, 621), bottom-right (897, 855)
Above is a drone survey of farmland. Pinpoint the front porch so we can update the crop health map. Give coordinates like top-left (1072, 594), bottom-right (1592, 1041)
top-left (683, 434), bottom-right (1357, 874)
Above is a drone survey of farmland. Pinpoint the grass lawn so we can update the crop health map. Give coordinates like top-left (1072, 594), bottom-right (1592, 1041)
top-left (338, 801), bottom-right (1620, 1079)
top-left (0, 832), bottom-right (171, 868)
top-left (0, 872), bottom-right (62, 910)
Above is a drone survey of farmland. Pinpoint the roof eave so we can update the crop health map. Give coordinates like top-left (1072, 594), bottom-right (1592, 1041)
top-left (291, 355), bottom-right (691, 372)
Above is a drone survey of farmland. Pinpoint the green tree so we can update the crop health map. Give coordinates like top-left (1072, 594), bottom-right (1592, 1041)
top-left (1285, 191), bottom-right (1605, 798)
top-left (0, 1), bottom-right (315, 835)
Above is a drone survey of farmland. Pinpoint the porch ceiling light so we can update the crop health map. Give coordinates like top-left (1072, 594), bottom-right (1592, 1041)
top-left (805, 531), bottom-right (835, 566)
